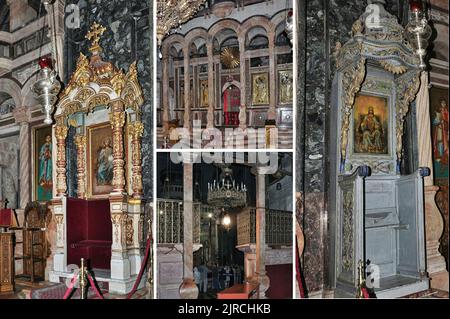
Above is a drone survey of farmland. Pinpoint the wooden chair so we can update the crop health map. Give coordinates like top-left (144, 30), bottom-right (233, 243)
top-left (14, 202), bottom-right (51, 283)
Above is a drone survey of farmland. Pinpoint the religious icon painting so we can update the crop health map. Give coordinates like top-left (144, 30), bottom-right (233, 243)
top-left (251, 72), bottom-right (270, 106)
top-left (430, 87), bottom-right (449, 179)
top-left (87, 122), bottom-right (114, 197)
top-left (33, 126), bottom-right (53, 201)
top-left (278, 70), bottom-right (293, 104)
top-left (353, 94), bottom-right (389, 155)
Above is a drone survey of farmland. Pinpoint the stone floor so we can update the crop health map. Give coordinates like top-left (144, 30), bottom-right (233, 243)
top-left (401, 288), bottom-right (449, 299)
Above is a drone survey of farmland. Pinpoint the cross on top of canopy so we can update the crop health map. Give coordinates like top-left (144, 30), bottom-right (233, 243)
top-left (55, 22), bottom-right (144, 121)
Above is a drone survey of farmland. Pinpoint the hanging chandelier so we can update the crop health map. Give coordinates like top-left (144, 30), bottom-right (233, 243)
top-left (207, 166), bottom-right (247, 208)
top-left (285, 10), bottom-right (294, 45)
top-left (404, 0), bottom-right (432, 69)
top-left (157, 0), bottom-right (208, 47)
top-left (32, 0), bottom-right (62, 124)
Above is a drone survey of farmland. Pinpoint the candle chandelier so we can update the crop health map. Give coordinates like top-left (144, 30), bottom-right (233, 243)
top-left (404, 0), bottom-right (432, 69)
top-left (156, 0), bottom-right (208, 47)
top-left (207, 166), bottom-right (247, 208)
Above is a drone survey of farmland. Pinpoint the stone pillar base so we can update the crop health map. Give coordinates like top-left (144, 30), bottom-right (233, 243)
top-left (111, 257), bottom-right (131, 280)
top-left (179, 278), bottom-right (199, 299)
top-left (109, 273), bottom-right (146, 295)
top-left (255, 272), bottom-right (270, 299)
top-left (128, 254), bottom-right (143, 276)
top-left (53, 253), bottom-right (65, 272)
top-left (430, 270), bottom-right (449, 292)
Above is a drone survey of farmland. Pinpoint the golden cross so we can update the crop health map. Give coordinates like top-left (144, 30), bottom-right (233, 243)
top-left (86, 22), bottom-right (106, 47)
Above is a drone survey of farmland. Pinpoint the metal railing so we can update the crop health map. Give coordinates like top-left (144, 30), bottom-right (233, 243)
top-left (237, 208), bottom-right (293, 246)
top-left (157, 199), bottom-right (206, 244)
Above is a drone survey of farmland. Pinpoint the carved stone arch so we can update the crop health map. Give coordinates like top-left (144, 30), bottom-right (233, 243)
top-left (208, 19), bottom-right (241, 40)
top-left (222, 80), bottom-right (241, 93)
top-left (238, 15), bottom-right (272, 41)
top-left (271, 10), bottom-right (291, 42)
top-left (0, 78), bottom-right (22, 109)
top-left (184, 28), bottom-right (210, 50)
top-left (162, 34), bottom-right (186, 57)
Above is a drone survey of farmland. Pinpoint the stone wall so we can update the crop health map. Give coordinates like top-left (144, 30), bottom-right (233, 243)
top-left (0, 134), bottom-right (19, 208)
top-left (64, 0), bottom-right (153, 199)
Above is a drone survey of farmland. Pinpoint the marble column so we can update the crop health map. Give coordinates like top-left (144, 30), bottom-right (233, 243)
top-left (183, 47), bottom-right (191, 130)
top-left (179, 162), bottom-right (198, 299)
top-left (207, 41), bottom-right (215, 128)
top-left (254, 167), bottom-right (270, 298)
top-left (12, 106), bottom-right (31, 209)
top-left (416, 72), bottom-right (448, 291)
top-left (268, 31), bottom-right (277, 121)
top-left (162, 51), bottom-right (170, 134)
top-left (238, 40), bottom-right (247, 130)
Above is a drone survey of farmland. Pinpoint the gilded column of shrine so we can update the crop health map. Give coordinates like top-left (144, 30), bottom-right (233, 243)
top-left (109, 100), bottom-right (126, 193)
top-left (206, 41), bottom-right (215, 128)
top-left (74, 134), bottom-right (87, 199)
top-left (128, 121), bottom-right (144, 199)
top-left (55, 119), bottom-right (68, 196)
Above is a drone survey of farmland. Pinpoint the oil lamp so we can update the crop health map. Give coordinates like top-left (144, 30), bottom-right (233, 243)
top-left (32, 57), bottom-right (61, 124)
top-left (405, 0), bottom-right (432, 69)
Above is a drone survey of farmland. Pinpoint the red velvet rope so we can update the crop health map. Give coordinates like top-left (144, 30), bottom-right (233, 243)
top-left (126, 237), bottom-right (152, 299)
top-left (63, 272), bottom-right (79, 299)
top-left (86, 272), bottom-right (105, 299)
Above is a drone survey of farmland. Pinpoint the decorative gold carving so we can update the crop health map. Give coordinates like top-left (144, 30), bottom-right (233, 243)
top-left (126, 216), bottom-right (134, 246)
top-left (395, 71), bottom-right (421, 167)
top-left (111, 213), bottom-right (124, 244)
top-left (340, 58), bottom-right (366, 169)
top-left (54, 214), bottom-right (64, 225)
top-left (128, 121), bottom-right (144, 199)
top-left (220, 47), bottom-right (240, 69)
top-left (342, 191), bottom-right (354, 272)
top-left (55, 124), bottom-right (68, 196)
top-left (74, 134), bottom-right (87, 199)
top-left (351, 19), bottom-right (364, 36)
top-left (109, 105), bottom-right (126, 192)
top-left (56, 24), bottom-right (144, 119)
top-left (379, 60), bottom-right (407, 75)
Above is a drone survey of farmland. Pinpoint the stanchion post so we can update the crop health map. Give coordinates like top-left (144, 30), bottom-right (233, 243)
top-left (80, 258), bottom-right (87, 299)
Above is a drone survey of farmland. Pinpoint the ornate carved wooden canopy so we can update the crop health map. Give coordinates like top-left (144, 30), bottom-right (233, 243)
top-left (55, 22), bottom-right (144, 121)
top-left (334, 2), bottom-right (421, 173)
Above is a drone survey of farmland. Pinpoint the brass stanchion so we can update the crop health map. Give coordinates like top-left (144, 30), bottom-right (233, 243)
top-left (79, 258), bottom-right (87, 299)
